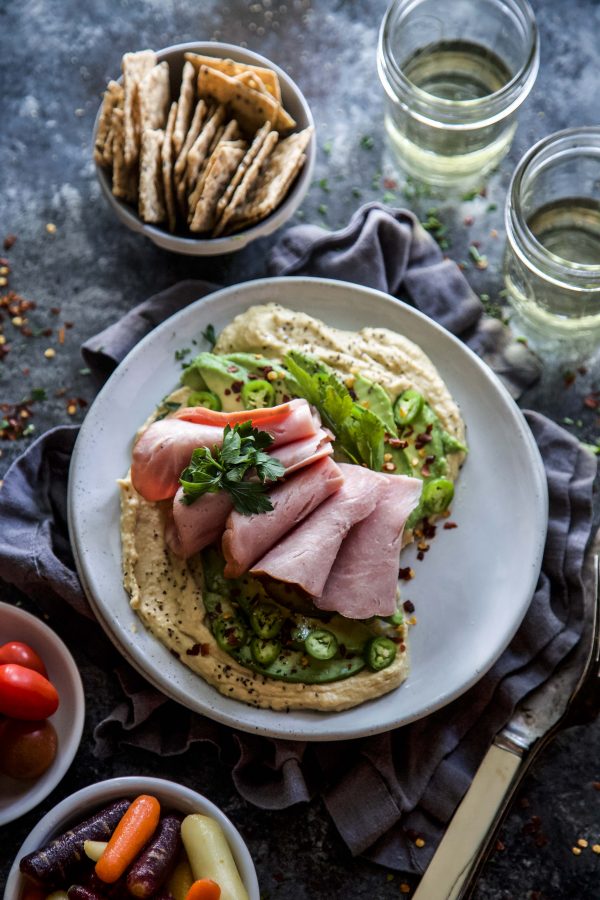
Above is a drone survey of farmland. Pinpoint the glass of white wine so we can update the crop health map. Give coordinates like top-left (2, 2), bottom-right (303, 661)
top-left (504, 127), bottom-right (600, 341)
top-left (377, 0), bottom-right (539, 185)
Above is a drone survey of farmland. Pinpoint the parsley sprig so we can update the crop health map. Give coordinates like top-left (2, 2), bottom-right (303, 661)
top-left (179, 421), bottom-right (285, 515)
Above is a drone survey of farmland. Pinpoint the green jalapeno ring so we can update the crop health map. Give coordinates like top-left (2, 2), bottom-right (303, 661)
top-left (422, 477), bottom-right (455, 515)
top-left (393, 389), bottom-right (424, 427)
top-left (250, 636), bottom-right (282, 666)
top-left (242, 379), bottom-right (276, 410)
top-left (365, 636), bottom-right (397, 671)
top-left (213, 616), bottom-right (247, 652)
top-left (305, 629), bottom-right (339, 661)
top-left (250, 602), bottom-right (284, 640)
top-left (186, 389), bottom-right (222, 411)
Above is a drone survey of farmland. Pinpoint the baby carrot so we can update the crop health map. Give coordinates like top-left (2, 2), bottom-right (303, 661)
top-left (95, 794), bottom-right (161, 884)
top-left (185, 880), bottom-right (221, 900)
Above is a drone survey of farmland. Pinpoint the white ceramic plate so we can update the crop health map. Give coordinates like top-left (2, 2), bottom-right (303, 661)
top-left (68, 277), bottom-right (548, 741)
top-left (5, 775), bottom-right (259, 900)
top-left (0, 602), bottom-right (85, 826)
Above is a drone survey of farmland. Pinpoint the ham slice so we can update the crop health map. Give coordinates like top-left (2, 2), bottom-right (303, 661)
top-left (270, 428), bottom-right (333, 474)
top-left (174, 398), bottom-right (318, 445)
top-left (166, 488), bottom-right (233, 558)
top-left (314, 474), bottom-right (422, 619)
top-left (222, 457), bottom-right (344, 577)
top-left (250, 464), bottom-right (388, 597)
top-left (132, 399), bottom-right (320, 503)
top-left (131, 418), bottom-right (223, 502)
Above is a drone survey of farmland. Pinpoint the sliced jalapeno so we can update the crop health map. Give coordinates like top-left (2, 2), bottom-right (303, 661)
top-left (422, 477), bottom-right (454, 515)
top-left (250, 602), bottom-right (283, 639)
top-left (187, 389), bottom-right (222, 411)
top-left (393, 389), bottom-right (424, 427)
top-left (250, 636), bottom-right (281, 666)
top-left (242, 379), bottom-right (276, 410)
top-left (365, 636), bottom-right (397, 671)
top-left (305, 629), bottom-right (338, 660)
top-left (213, 616), bottom-right (247, 652)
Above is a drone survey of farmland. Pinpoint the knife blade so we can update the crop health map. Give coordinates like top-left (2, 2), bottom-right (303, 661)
top-left (413, 548), bottom-right (599, 900)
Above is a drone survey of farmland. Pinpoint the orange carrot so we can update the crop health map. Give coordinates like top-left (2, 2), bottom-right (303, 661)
top-left (185, 879), bottom-right (222, 900)
top-left (95, 794), bottom-right (161, 884)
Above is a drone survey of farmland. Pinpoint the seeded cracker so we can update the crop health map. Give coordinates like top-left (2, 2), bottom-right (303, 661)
top-left (184, 52), bottom-right (281, 102)
top-left (173, 99), bottom-right (208, 196)
top-left (173, 61), bottom-right (195, 156)
top-left (226, 127), bottom-right (313, 234)
top-left (139, 61), bottom-right (170, 130)
top-left (139, 128), bottom-right (166, 223)
top-left (190, 144), bottom-right (247, 233)
top-left (111, 108), bottom-right (137, 203)
top-left (94, 80), bottom-right (123, 165)
top-left (187, 119), bottom-right (243, 217)
top-left (215, 120), bottom-right (271, 222)
top-left (162, 101), bottom-right (178, 233)
top-left (122, 50), bottom-right (156, 166)
top-left (235, 70), bottom-right (268, 95)
top-left (197, 64), bottom-right (286, 135)
top-left (184, 105), bottom-right (227, 201)
top-left (213, 129), bottom-right (279, 237)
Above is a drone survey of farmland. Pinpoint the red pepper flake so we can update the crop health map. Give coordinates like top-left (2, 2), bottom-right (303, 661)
top-left (416, 550), bottom-right (425, 561)
top-left (226, 364), bottom-right (239, 373)
top-left (592, 781), bottom-right (600, 791)
top-left (50, 306), bottom-right (61, 315)
top-left (583, 393), bottom-right (598, 410)
top-left (422, 518), bottom-right (437, 539)
top-left (58, 326), bottom-right (65, 345)
top-left (563, 370), bottom-right (576, 388)
top-left (383, 178), bottom-right (398, 190)
top-left (463, 215), bottom-right (474, 226)
top-left (398, 566), bottom-right (414, 581)
top-left (77, 397), bottom-right (88, 408)
top-left (403, 599), bottom-right (415, 613)
top-left (577, 366), bottom-right (588, 375)
top-left (42, 327), bottom-right (53, 337)
top-left (231, 380), bottom-right (243, 393)
top-left (64, 321), bottom-right (74, 329)
top-left (389, 438), bottom-right (409, 449)
top-left (3, 234), bottom-right (16, 250)
top-left (200, 642), bottom-right (210, 656)
top-left (443, 521), bottom-right (458, 530)
top-left (55, 387), bottom-right (67, 397)
top-left (494, 839), bottom-right (505, 852)
top-left (522, 815), bottom-right (542, 835)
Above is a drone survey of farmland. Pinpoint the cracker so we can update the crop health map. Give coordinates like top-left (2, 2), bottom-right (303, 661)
top-left (189, 144), bottom-right (246, 233)
top-left (94, 80), bottom-right (123, 166)
top-left (173, 60), bottom-right (195, 155)
top-left (196, 64), bottom-right (285, 135)
top-left (182, 104), bottom-right (227, 210)
top-left (235, 70), bottom-right (268, 94)
top-left (184, 52), bottom-right (281, 102)
top-left (111, 108), bottom-right (137, 204)
top-left (138, 128), bottom-right (166, 223)
top-left (140, 60), bottom-right (170, 130)
top-left (214, 120), bottom-right (271, 222)
top-left (162, 101), bottom-right (178, 233)
top-left (122, 50), bottom-right (156, 166)
top-left (173, 99), bottom-right (208, 185)
top-left (187, 120), bottom-right (244, 216)
top-left (213, 129), bottom-right (279, 237)
top-left (224, 126), bottom-right (313, 234)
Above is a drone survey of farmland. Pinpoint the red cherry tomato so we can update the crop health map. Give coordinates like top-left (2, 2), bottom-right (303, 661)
top-left (0, 641), bottom-right (48, 677)
top-left (0, 664), bottom-right (59, 719)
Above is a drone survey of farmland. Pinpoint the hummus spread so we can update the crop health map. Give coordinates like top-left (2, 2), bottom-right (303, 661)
top-left (120, 304), bottom-right (466, 712)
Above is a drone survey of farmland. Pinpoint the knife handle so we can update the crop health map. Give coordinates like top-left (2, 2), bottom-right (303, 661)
top-left (413, 743), bottom-right (523, 900)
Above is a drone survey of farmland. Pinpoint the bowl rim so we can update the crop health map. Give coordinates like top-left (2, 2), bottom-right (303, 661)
top-left (0, 601), bottom-right (85, 829)
top-left (4, 774), bottom-right (260, 900)
top-left (93, 40), bottom-right (316, 252)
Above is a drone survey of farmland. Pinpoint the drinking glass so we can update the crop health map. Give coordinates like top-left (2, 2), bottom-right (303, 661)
top-left (377, 0), bottom-right (539, 185)
top-left (504, 127), bottom-right (600, 340)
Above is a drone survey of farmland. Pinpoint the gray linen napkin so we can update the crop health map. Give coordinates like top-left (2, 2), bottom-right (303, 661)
top-left (0, 205), bottom-right (596, 874)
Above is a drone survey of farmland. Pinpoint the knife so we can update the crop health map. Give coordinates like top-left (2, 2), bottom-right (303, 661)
top-left (413, 551), bottom-right (600, 900)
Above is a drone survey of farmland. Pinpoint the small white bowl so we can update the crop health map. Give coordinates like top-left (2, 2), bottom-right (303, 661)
top-left (5, 775), bottom-right (260, 900)
top-left (0, 602), bottom-right (85, 828)
top-left (94, 41), bottom-right (316, 256)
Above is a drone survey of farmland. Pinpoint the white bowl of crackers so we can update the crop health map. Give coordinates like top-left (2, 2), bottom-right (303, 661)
top-left (93, 42), bottom-right (315, 255)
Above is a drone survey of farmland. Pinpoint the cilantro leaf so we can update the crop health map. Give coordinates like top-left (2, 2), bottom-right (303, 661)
top-left (179, 421), bottom-right (283, 515)
top-left (201, 323), bottom-right (217, 349)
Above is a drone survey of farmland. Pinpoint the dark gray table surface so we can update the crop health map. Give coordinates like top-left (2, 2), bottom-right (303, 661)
top-left (1, 0), bottom-right (599, 896)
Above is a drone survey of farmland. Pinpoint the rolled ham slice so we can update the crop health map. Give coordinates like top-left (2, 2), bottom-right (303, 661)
top-left (174, 398), bottom-right (318, 445)
top-left (250, 463), bottom-right (388, 597)
top-left (166, 488), bottom-right (233, 558)
top-left (314, 474), bottom-right (422, 619)
top-left (132, 399), bottom-right (320, 503)
top-left (222, 457), bottom-right (344, 577)
top-left (131, 418), bottom-right (224, 502)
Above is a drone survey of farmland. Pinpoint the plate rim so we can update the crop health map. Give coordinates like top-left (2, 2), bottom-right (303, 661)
top-left (68, 275), bottom-right (549, 740)
top-left (0, 601), bottom-right (85, 826)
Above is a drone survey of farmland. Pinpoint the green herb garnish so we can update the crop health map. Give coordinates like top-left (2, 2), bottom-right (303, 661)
top-left (318, 177), bottom-right (330, 192)
top-left (201, 323), bottom-right (217, 349)
top-left (179, 421), bottom-right (285, 515)
top-left (30, 388), bottom-right (47, 402)
top-left (175, 347), bottom-right (191, 361)
top-left (284, 351), bottom-right (384, 470)
top-left (360, 135), bottom-right (374, 150)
